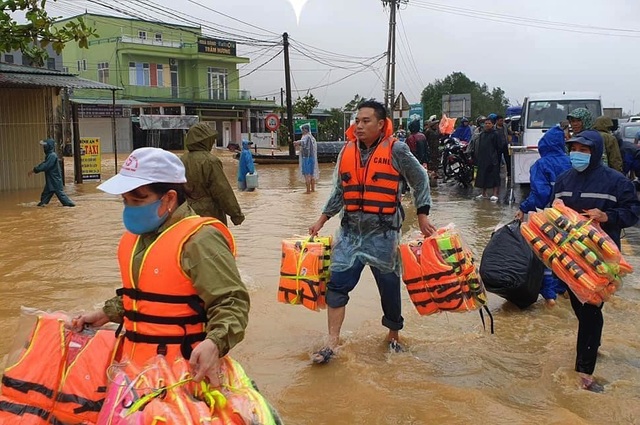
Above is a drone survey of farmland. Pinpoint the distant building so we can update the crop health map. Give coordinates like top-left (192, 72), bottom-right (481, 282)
top-left (0, 44), bottom-right (64, 71)
top-left (54, 13), bottom-right (277, 153)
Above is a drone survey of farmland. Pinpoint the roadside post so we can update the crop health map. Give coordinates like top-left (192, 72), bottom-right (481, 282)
top-left (265, 113), bottom-right (281, 157)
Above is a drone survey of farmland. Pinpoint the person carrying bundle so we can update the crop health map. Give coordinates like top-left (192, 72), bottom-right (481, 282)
top-left (553, 129), bottom-right (639, 392)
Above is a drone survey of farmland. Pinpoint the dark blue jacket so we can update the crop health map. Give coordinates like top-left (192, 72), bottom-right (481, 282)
top-left (554, 130), bottom-right (639, 247)
top-left (520, 126), bottom-right (571, 213)
top-left (619, 140), bottom-right (640, 176)
top-left (33, 139), bottom-right (64, 192)
top-left (237, 140), bottom-right (255, 182)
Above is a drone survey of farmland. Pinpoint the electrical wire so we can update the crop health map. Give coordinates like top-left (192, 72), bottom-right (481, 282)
top-left (410, 0), bottom-right (640, 38)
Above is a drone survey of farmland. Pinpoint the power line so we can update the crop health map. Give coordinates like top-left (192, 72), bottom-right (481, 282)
top-left (410, 0), bottom-right (640, 38)
top-left (397, 10), bottom-right (425, 88)
top-left (184, 0), bottom-right (279, 37)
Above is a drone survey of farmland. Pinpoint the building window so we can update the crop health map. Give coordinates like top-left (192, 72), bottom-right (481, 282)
top-left (155, 33), bottom-right (162, 42)
top-left (83, 59), bottom-right (87, 71)
top-left (77, 60), bottom-right (81, 72)
top-left (129, 62), bottom-right (136, 85)
top-left (156, 64), bottom-right (164, 87)
top-left (142, 63), bottom-right (150, 86)
top-left (138, 31), bottom-right (147, 40)
top-left (3, 54), bottom-right (14, 64)
top-left (97, 62), bottom-right (109, 83)
top-left (207, 67), bottom-right (228, 100)
top-left (62, 66), bottom-right (69, 73)
top-left (47, 57), bottom-right (56, 70)
top-left (22, 55), bottom-right (32, 66)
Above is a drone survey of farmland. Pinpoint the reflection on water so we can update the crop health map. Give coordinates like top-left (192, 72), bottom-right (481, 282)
top-left (1, 151), bottom-right (639, 424)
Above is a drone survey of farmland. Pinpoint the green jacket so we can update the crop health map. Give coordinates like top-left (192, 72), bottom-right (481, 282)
top-left (103, 202), bottom-right (250, 357)
top-left (181, 123), bottom-right (245, 226)
top-left (593, 116), bottom-right (623, 172)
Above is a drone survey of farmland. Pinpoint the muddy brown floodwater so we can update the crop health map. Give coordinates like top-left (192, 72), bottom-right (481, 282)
top-left (1, 151), bottom-right (639, 424)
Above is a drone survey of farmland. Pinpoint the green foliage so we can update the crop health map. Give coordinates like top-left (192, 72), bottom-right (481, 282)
top-left (420, 72), bottom-right (510, 122)
top-left (344, 94), bottom-right (365, 112)
top-left (293, 93), bottom-right (319, 118)
top-left (0, 0), bottom-right (98, 66)
top-left (318, 108), bottom-right (344, 141)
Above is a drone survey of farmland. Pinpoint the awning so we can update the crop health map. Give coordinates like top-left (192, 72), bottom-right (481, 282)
top-left (0, 63), bottom-right (121, 90)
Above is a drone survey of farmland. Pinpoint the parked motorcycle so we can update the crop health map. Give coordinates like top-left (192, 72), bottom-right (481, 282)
top-left (440, 136), bottom-right (473, 187)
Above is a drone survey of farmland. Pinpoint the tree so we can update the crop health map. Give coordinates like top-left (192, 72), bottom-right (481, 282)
top-left (1, 0), bottom-right (98, 67)
top-left (318, 108), bottom-right (343, 141)
top-left (344, 94), bottom-right (365, 112)
top-left (420, 72), bottom-right (510, 122)
top-left (293, 93), bottom-right (319, 118)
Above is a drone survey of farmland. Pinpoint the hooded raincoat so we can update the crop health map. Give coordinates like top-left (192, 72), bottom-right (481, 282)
top-left (519, 126), bottom-right (571, 213)
top-left (553, 129), bottom-right (639, 376)
top-left (554, 130), bottom-right (639, 247)
top-left (451, 122), bottom-right (472, 142)
top-left (592, 116), bottom-right (623, 172)
top-left (33, 139), bottom-right (75, 206)
top-left (181, 123), bottom-right (245, 226)
top-left (237, 140), bottom-right (255, 187)
top-left (298, 132), bottom-right (319, 182)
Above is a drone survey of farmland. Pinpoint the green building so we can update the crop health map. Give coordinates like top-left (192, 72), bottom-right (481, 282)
top-left (55, 13), bottom-right (277, 153)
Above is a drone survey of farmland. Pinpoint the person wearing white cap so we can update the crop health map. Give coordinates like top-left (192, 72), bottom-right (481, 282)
top-left (72, 147), bottom-right (250, 386)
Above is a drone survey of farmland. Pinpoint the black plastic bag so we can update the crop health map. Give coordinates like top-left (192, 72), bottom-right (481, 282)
top-left (480, 220), bottom-right (544, 309)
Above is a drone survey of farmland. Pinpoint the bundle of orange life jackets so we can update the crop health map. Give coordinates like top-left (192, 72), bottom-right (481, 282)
top-left (520, 200), bottom-right (634, 305)
top-left (399, 225), bottom-right (487, 315)
top-left (278, 235), bottom-right (332, 312)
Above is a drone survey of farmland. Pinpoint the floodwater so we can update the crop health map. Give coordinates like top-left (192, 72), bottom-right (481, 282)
top-left (1, 151), bottom-right (640, 425)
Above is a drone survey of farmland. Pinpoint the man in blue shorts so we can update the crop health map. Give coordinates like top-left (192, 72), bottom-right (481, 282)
top-left (308, 100), bottom-right (436, 363)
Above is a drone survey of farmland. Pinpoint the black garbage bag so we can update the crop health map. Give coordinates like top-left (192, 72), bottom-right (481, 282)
top-left (480, 220), bottom-right (544, 309)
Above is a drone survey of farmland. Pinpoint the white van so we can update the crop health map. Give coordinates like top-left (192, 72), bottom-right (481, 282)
top-left (512, 91), bottom-right (602, 184)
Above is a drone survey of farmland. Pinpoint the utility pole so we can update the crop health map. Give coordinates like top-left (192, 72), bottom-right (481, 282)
top-left (283, 32), bottom-right (296, 156)
top-left (382, 0), bottom-right (408, 113)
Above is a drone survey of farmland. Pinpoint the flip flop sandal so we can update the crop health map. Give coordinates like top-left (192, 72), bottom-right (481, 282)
top-left (312, 347), bottom-right (334, 364)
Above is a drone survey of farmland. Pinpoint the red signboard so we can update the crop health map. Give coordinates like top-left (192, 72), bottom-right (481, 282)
top-left (265, 113), bottom-right (280, 132)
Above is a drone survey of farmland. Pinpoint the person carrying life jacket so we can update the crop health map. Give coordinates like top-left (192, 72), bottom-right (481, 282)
top-left (553, 130), bottom-right (639, 392)
top-left (307, 99), bottom-right (437, 364)
top-left (515, 125), bottom-right (572, 306)
top-left (73, 147), bottom-right (250, 387)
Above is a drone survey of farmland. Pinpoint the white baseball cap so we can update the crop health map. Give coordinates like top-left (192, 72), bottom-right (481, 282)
top-left (97, 147), bottom-right (186, 195)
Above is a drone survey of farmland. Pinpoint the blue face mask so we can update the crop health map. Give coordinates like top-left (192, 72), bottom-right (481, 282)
top-left (123, 198), bottom-right (168, 235)
top-left (569, 151), bottom-right (591, 172)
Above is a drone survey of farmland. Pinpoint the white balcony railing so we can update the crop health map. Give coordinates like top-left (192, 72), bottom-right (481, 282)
top-left (121, 35), bottom-right (183, 49)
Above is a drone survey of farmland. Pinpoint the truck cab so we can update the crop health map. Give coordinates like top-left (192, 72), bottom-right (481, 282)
top-left (512, 92), bottom-right (602, 184)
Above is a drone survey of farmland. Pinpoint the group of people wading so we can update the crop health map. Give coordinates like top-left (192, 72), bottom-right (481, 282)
top-left (66, 98), bottom-right (637, 397)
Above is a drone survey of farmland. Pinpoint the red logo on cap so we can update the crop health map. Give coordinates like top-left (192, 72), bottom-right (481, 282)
top-left (122, 155), bottom-right (139, 172)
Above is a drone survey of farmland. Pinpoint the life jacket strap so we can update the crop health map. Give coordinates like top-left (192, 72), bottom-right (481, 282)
top-left (116, 287), bottom-right (203, 306)
top-left (123, 331), bottom-right (206, 346)
top-left (0, 400), bottom-right (64, 424)
top-left (122, 310), bottom-right (205, 325)
top-left (56, 391), bottom-right (105, 413)
top-left (1, 376), bottom-right (54, 398)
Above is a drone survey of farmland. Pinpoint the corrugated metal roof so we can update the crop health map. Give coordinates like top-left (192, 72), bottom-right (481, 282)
top-left (0, 63), bottom-right (121, 90)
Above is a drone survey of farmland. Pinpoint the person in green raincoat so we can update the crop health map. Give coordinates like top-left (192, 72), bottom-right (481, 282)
top-left (181, 123), bottom-right (245, 226)
top-left (27, 139), bottom-right (75, 207)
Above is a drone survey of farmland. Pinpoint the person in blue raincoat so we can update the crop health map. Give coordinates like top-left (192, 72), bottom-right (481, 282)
top-left (237, 140), bottom-right (256, 191)
top-left (451, 117), bottom-right (472, 142)
top-left (27, 139), bottom-right (75, 207)
top-left (554, 129), bottom-right (639, 392)
top-left (515, 125), bottom-right (571, 305)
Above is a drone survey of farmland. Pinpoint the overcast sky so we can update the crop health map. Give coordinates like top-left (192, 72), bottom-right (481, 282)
top-left (48, 0), bottom-right (640, 113)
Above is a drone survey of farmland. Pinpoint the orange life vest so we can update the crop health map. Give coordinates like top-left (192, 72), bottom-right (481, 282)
top-left (278, 238), bottom-right (327, 311)
top-left (0, 314), bottom-right (117, 424)
top-left (116, 216), bottom-right (235, 365)
top-left (400, 231), bottom-right (486, 316)
top-left (339, 136), bottom-right (401, 215)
